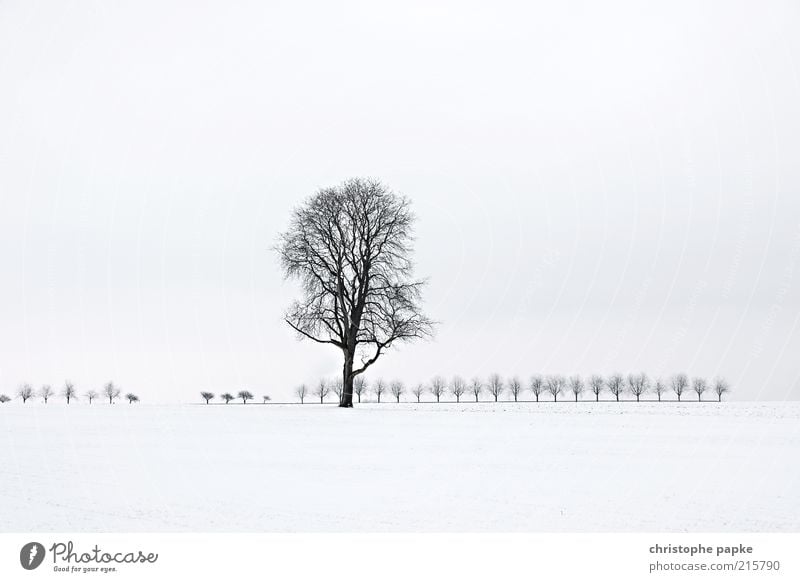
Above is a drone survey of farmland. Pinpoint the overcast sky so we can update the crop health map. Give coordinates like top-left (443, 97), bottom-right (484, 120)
top-left (1, 0), bottom-right (799, 402)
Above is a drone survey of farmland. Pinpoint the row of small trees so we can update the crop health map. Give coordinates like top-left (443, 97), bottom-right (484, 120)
top-left (0, 382), bottom-right (139, 404)
top-left (200, 391), bottom-right (271, 404)
top-left (292, 373), bottom-right (731, 404)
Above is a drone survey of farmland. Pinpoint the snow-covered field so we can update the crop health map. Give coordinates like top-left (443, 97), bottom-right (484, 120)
top-left (1, 402), bottom-right (798, 532)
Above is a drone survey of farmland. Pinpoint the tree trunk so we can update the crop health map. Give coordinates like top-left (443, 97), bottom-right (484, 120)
top-left (636, 395), bottom-right (640, 402)
top-left (615, 393), bottom-right (619, 402)
top-left (536, 394), bottom-right (539, 402)
top-left (595, 394), bottom-right (599, 401)
top-left (340, 354), bottom-right (354, 408)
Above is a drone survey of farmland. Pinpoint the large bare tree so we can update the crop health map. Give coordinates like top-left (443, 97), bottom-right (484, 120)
top-left (411, 383), bottom-right (424, 402)
top-left (62, 381), bottom-right (77, 404)
top-left (277, 178), bottom-right (435, 407)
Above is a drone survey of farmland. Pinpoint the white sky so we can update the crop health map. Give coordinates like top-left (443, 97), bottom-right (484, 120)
top-left (1, 0), bottom-right (799, 401)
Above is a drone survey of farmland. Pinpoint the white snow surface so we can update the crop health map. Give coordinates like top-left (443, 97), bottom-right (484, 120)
top-left (1, 402), bottom-right (798, 532)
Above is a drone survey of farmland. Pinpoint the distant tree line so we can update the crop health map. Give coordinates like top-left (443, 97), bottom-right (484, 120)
top-left (199, 390), bottom-right (271, 404)
top-left (285, 373), bottom-right (731, 404)
top-left (0, 381), bottom-right (138, 404)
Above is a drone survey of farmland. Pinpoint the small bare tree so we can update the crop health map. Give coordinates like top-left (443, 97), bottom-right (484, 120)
top-left (314, 379), bottom-right (330, 404)
top-left (450, 376), bottom-right (466, 402)
top-left (714, 377), bottom-right (730, 402)
top-left (692, 377), bottom-right (707, 401)
top-left (221, 392), bottom-right (234, 404)
top-left (330, 379), bottom-right (344, 404)
top-left (529, 375), bottom-right (544, 402)
top-left (295, 384), bottom-right (308, 404)
top-left (390, 380), bottom-right (405, 403)
top-left (62, 381), bottom-right (77, 404)
top-left (40, 384), bottom-right (54, 404)
top-left (546, 375), bottom-right (565, 402)
top-left (487, 373), bottom-right (503, 402)
top-left (0, 395), bottom-right (10, 404)
top-left (126, 393), bottom-right (139, 403)
top-left (568, 375), bottom-right (584, 402)
top-left (653, 379), bottom-right (666, 402)
top-left (627, 373), bottom-right (648, 402)
top-left (85, 389), bottom-right (98, 404)
top-left (507, 377), bottom-right (522, 402)
top-left (353, 376), bottom-right (368, 403)
top-left (470, 377), bottom-right (483, 402)
top-left (200, 391), bottom-right (215, 404)
top-left (411, 383), bottom-right (424, 402)
top-left (263, 395), bottom-right (272, 403)
top-left (671, 373), bottom-right (688, 401)
top-left (18, 384), bottom-right (33, 403)
top-left (430, 376), bottom-right (446, 403)
top-left (607, 374), bottom-right (624, 402)
top-left (373, 378), bottom-right (386, 403)
top-left (103, 382), bottom-right (121, 404)
top-left (588, 375), bottom-right (604, 401)
top-left (238, 390), bottom-right (254, 404)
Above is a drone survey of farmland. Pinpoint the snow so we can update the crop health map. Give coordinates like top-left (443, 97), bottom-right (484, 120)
top-left (1, 401), bottom-right (798, 531)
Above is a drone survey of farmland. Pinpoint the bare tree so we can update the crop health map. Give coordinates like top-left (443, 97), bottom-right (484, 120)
top-left (507, 377), bottom-right (522, 402)
top-left (470, 377), bottom-right (483, 402)
top-left (85, 389), bottom-right (98, 404)
top-left (546, 375), bottom-right (565, 402)
top-left (487, 373), bottom-right (504, 402)
top-left (277, 178), bottom-right (435, 408)
top-left (390, 380), bottom-right (405, 403)
top-left (353, 376), bottom-right (368, 403)
top-left (714, 377), bottom-right (730, 402)
top-left (607, 373), bottom-right (624, 402)
top-left (627, 373), bottom-right (648, 402)
top-left (671, 373), bottom-right (688, 402)
top-left (200, 391), bottom-right (215, 404)
top-left (103, 382), bottom-right (120, 404)
top-left (653, 379), bottom-right (666, 402)
top-left (451, 376), bottom-right (466, 402)
top-left (62, 381), bottom-right (77, 404)
top-left (263, 395), bottom-right (272, 403)
top-left (430, 376), bottom-right (446, 403)
top-left (126, 393), bottom-right (139, 403)
top-left (411, 383), bottom-right (424, 402)
top-left (295, 384), bottom-right (308, 404)
top-left (373, 378), bottom-right (386, 403)
top-left (568, 375), bottom-right (584, 402)
top-left (589, 375), bottom-right (604, 401)
top-left (314, 379), bottom-right (330, 404)
top-left (330, 379), bottom-right (344, 404)
top-left (238, 390), bottom-right (254, 404)
top-left (40, 384), bottom-right (54, 404)
top-left (529, 375), bottom-right (544, 402)
top-left (0, 395), bottom-right (10, 404)
top-left (18, 384), bottom-right (33, 403)
top-left (692, 377), bottom-right (707, 401)
top-left (221, 392), bottom-right (234, 404)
